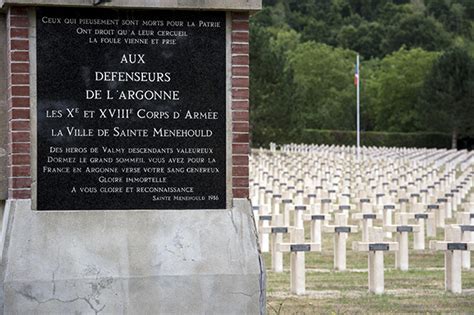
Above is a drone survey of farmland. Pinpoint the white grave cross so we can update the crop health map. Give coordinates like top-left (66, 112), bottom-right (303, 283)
top-left (430, 225), bottom-right (474, 293)
top-left (352, 227), bottom-right (398, 294)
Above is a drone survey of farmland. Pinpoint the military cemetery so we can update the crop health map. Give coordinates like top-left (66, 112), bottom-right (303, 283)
top-left (0, 0), bottom-right (473, 314)
top-left (252, 144), bottom-right (473, 312)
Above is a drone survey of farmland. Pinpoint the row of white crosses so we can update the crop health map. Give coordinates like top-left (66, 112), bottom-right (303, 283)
top-left (251, 144), bottom-right (474, 295)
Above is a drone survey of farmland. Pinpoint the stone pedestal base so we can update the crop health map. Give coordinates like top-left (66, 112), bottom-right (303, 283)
top-left (1, 199), bottom-right (265, 314)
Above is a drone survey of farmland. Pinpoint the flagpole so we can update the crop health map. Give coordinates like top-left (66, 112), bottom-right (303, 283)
top-left (356, 54), bottom-right (360, 161)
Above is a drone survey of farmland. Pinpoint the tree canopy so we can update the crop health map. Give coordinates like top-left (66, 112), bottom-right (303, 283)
top-left (250, 0), bottom-right (474, 147)
top-left (418, 47), bottom-right (474, 147)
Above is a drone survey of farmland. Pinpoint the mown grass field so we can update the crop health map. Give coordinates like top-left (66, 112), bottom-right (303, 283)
top-left (264, 218), bottom-right (474, 314)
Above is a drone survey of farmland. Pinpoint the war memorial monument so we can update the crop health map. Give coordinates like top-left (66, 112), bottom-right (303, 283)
top-left (0, 0), bottom-right (264, 313)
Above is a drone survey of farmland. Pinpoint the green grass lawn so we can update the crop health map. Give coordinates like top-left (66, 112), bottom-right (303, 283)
top-left (265, 219), bottom-right (474, 314)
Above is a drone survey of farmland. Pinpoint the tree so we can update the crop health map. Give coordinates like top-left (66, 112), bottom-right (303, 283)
top-left (249, 24), bottom-right (300, 145)
top-left (285, 42), bottom-right (357, 130)
top-left (418, 47), bottom-right (474, 148)
top-left (367, 48), bottom-right (439, 132)
top-left (426, 0), bottom-right (472, 36)
top-left (382, 14), bottom-right (452, 55)
top-left (337, 21), bottom-right (385, 58)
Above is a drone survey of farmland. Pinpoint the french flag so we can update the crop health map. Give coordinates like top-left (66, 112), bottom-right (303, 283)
top-left (354, 61), bottom-right (359, 86)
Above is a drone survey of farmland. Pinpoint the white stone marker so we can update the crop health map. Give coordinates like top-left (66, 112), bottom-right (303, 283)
top-left (323, 213), bottom-right (358, 271)
top-left (335, 204), bottom-right (352, 217)
top-left (303, 213), bottom-right (331, 245)
top-left (258, 213), bottom-right (272, 252)
top-left (412, 212), bottom-right (433, 250)
top-left (426, 204), bottom-right (439, 237)
top-left (459, 224), bottom-right (474, 270)
top-left (338, 193), bottom-right (351, 205)
top-left (261, 214), bottom-right (288, 273)
top-left (430, 225), bottom-right (474, 294)
top-left (384, 213), bottom-right (419, 271)
top-left (382, 205), bottom-right (396, 239)
top-left (436, 198), bottom-right (448, 228)
top-left (352, 212), bottom-right (380, 242)
top-left (352, 227), bottom-right (398, 294)
top-left (358, 198), bottom-right (373, 213)
top-left (294, 205), bottom-right (307, 229)
top-left (295, 190), bottom-right (305, 205)
top-left (420, 188), bottom-right (429, 204)
top-left (320, 198), bottom-right (333, 214)
top-left (252, 205), bottom-right (260, 231)
top-left (306, 193), bottom-right (317, 213)
top-left (277, 228), bottom-right (321, 295)
top-left (375, 193), bottom-right (385, 207)
top-left (457, 212), bottom-right (474, 270)
top-left (408, 193), bottom-right (419, 212)
top-left (444, 193), bottom-right (454, 219)
top-left (282, 198), bottom-right (293, 226)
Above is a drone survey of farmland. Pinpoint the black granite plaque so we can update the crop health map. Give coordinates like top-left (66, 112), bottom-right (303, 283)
top-left (271, 227), bottom-right (288, 234)
top-left (311, 215), bottom-right (325, 220)
top-left (384, 205), bottom-right (395, 210)
top-left (36, 8), bottom-right (226, 210)
top-left (471, 213), bottom-right (474, 219)
top-left (447, 243), bottom-right (467, 251)
top-left (363, 214), bottom-right (376, 219)
top-left (427, 205), bottom-right (439, 209)
top-left (295, 206), bottom-right (306, 211)
top-left (290, 244), bottom-right (311, 252)
top-left (369, 243), bottom-right (389, 251)
top-left (335, 226), bottom-right (351, 233)
top-left (339, 205), bottom-right (350, 210)
top-left (460, 225), bottom-right (474, 232)
top-left (397, 226), bottom-right (413, 233)
top-left (259, 215), bottom-right (272, 221)
top-left (415, 214), bottom-right (428, 219)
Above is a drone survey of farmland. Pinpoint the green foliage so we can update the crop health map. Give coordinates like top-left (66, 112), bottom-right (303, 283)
top-left (285, 42), bottom-right (356, 130)
top-left (368, 48), bottom-right (440, 132)
top-left (418, 47), bottom-right (474, 142)
top-left (253, 129), bottom-right (451, 149)
top-left (382, 14), bottom-right (452, 54)
top-left (337, 21), bottom-right (385, 58)
top-left (249, 0), bottom-right (474, 148)
top-left (426, 0), bottom-right (473, 36)
top-left (249, 24), bottom-right (299, 141)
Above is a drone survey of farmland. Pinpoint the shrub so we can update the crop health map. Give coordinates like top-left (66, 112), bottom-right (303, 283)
top-left (252, 128), bottom-right (451, 149)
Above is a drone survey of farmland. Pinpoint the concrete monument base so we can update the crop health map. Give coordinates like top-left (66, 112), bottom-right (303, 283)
top-left (1, 199), bottom-right (265, 314)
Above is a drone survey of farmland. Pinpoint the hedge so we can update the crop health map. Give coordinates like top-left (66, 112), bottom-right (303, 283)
top-left (251, 128), bottom-right (452, 149)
